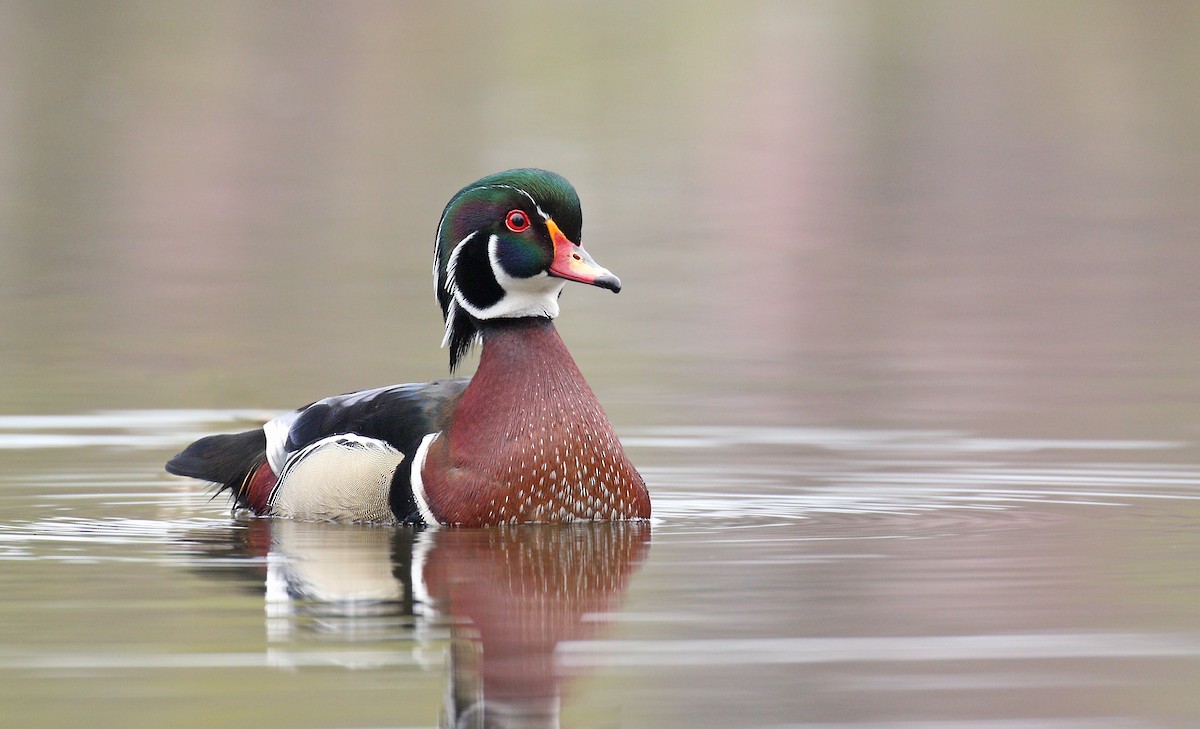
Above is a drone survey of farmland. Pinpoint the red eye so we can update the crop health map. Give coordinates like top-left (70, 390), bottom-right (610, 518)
top-left (505, 210), bottom-right (530, 232)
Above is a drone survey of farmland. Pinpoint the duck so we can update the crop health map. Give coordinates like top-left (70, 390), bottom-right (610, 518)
top-left (166, 168), bottom-right (651, 527)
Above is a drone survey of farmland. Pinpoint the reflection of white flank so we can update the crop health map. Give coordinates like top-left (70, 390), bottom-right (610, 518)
top-left (269, 520), bottom-right (405, 603)
top-left (264, 550), bottom-right (293, 643)
top-left (481, 697), bottom-right (562, 729)
top-left (255, 521), bottom-right (447, 672)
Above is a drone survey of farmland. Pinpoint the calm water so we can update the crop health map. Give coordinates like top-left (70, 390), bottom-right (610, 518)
top-left (3, 3), bottom-right (1200, 728)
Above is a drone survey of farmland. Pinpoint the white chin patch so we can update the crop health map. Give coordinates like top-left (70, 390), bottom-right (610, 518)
top-left (452, 234), bottom-right (566, 321)
top-left (459, 275), bottom-right (565, 320)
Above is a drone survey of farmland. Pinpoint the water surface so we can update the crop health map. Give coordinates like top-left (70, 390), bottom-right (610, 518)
top-left (2, 413), bottom-right (1199, 727)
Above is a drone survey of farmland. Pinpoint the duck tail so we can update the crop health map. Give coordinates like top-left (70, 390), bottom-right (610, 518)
top-left (166, 429), bottom-right (270, 510)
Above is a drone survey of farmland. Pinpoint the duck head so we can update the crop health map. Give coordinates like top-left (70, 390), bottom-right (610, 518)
top-left (434, 168), bottom-right (621, 371)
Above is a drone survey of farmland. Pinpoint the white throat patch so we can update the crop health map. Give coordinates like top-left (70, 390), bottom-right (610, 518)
top-left (446, 233), bottom-right (565, 322)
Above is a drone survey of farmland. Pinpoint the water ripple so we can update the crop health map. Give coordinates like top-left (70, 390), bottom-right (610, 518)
top-left (623, 426), bottom-right (1183, 453)
top-left (0, 410), bottom-right (271, 449)
top-left (631, 426), bottom-right (1200, 526)
top-left (559, 632), bottom-right (1200, 667)
top-left (0, 412), bottom-right (1197, 531)
top-left (0, 515), bottom-right (235, 561)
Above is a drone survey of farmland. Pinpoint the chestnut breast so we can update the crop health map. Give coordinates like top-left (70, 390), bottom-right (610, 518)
top-left (420, 319), bottom-right (650, 526)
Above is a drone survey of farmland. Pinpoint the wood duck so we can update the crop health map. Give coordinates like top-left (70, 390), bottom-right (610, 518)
top-left (166, 169), bottom-right (651, 527)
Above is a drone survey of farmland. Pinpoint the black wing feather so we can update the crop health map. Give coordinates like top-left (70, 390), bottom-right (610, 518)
top-left (277, 378), bottom-right (470, 522)
top-left (166, 379), bottom-right (469, 522)
top-left (279, 379), bottom-right (469, 458)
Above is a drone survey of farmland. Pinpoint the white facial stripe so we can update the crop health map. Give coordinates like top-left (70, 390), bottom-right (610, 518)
top-left (443, 231), bottom-right (477, 298)
top-left (505, 186), bottom-right (550, 221)
top-left (439, 300), bottom-right (460, 349)
top-left (440, 231), bottom-right (479, 350)
top-left (433, 223), bottom-right (445, 295)
top-left (435, 183), bottom-right (550, 295)
top-left (486, 233), bottom-right (506, 283)
top-left (467, 183), bottom-right (550, 221)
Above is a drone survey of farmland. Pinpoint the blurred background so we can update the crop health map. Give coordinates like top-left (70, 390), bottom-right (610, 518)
top-left (4, 4), bottom-right (1200, 728)
top-left (2, 0), bottom-right (1197, 440)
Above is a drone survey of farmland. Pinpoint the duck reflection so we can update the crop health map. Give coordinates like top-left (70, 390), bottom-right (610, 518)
top-left (188, 519), bottom-right (651, 728)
